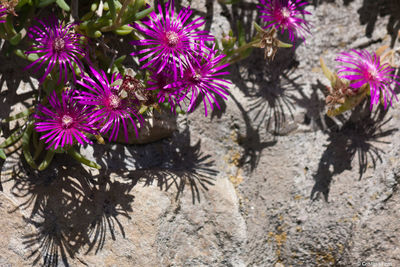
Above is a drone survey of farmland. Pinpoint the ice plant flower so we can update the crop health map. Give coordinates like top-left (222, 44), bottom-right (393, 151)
top-left (0, 5), bottom-right (6, 23)
top-left (147, 64), bottom-right (183, 113)
top-left (258, 0), bottom-right (311, 43)
top-left (25, 17), bottom-right (85, 83)
top-left (165, 45), bottom-right (231, 116)
top-left (335, 49), bottom-right (400, 108)
top-left (34, 90), bottom-right (96, 150)
top-left (76, 66), bottom-right (143, 142)
top-left (131, 0), bottom-right (213, 78)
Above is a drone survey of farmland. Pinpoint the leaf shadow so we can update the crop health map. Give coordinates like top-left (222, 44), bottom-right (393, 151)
top-left (0, 122), bottom-right (218, 266)
top-left (3, 155), bottom-right (135, 267)
top-left (311, 100), bottom-right (397, 201)
top-left (93, 127), bottom-right (218, 204)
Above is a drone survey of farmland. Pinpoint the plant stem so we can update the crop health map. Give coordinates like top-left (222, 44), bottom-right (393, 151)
top-left (224, 39), bottom-right (259, 65)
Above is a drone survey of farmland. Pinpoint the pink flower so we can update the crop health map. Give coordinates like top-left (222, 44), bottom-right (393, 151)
top-left (164, 45), bottom-right (231, 116)
top-left (336, 49), bottom-right (400, 108)
top-left (34, 90), bottom-right (96, 149)
top-left (131, 0), bottom-right (213, 78)
top-left (76, 66), bottom-right (143, 142)
top-left (258, 0), bottom-right (311, 43)
top-left (25, 17), bottom-right (86, 83)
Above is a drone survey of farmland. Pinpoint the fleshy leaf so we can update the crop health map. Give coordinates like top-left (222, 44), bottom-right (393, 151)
top-left (2, 108), bottom-right (33, 123)
top-left (38, 150), bottom-right (55, 171)
top-left (0, 127), bottom-right (24, 148)
top-left (277, 40), bottom-right (292, 48)
top-left (320, 57), bottom-right (334, 83)
top-left (67, 148), bottom-right (101, 169)
top-left (22, 122), bottom-right (37, 169)
top-left (0, 149), bottom-right (6, 160)
top-left (56, 0), bottom-right (70, 11)
top-left (253, 22), bottom-right (264, 34)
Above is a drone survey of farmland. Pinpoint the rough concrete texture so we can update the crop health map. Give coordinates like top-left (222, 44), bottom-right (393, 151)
top-left (1, 0), bottom-right (400, 266)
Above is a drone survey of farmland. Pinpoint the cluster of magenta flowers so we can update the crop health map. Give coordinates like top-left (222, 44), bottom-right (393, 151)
top-left (335, 49), bottom-right (400, 109)
top-left (131, 0), bottom-right (230, 116)
top-left (34, 69), bottom-right (144, 149)
top-left (30, 19), bottom-right (143, 149)
top-left (257, 0), bottom-right (311, 44)
top-left (29, 0), bottom-right (231, 150)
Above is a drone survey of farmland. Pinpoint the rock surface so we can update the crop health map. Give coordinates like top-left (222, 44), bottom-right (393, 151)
top-left (1, 0), bottom-right (400, 266)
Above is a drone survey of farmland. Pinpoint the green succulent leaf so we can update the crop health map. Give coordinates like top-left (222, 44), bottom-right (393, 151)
top-left (38, 0), bottom-right (56, 8)
top-left (0, 127), bottom-right (24, 148)
top-left (114, 24), bottom-right (134, 35)
top-left (320, 57), bottom-right (335, 83)
top-left (277, 40), bottom-right (292, 48)
top-left (22, 122), bottom-right (37, 169)
top-left (14, 49), bottom-right (39, 62)
top-left (0, 149), bottom-right (6, 160)
top-left (9, 33), bottom-right (22, 45)
top-left (56, 0), bottom-right (70, 11)
top-left (67, 148), bottom-right (101, 169)
top-left (2, 108), bottom-right (33, 123)
top-left (38, 149), bottom-right (55, 171)
top-left (107, 0), bottom-right (117, 18)
top-left (237, 21), bottom-right (246, 47)
top-left (253, 22), bottom-right (264, 34)
top-left (130, 5), bottom-right (153, 22)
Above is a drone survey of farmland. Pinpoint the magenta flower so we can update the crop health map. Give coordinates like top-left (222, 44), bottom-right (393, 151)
top-left (25, 17), bottom-right (85, 83)
top-left (258, 0), bottom-right (311, 43)
top-left (0, 5), bottom-right (6, 23)
top-left (164, 46), bottom-right (231, 116)
top-left (34, 90), bottom-right (96, 150)
top-left (76, 66), bottom-right (143, 142)
top-left (336, 49), bottom-right (400, 108)
top-left (131, 0), bottom-right (213, 78)
top-left (147, 64), bottom-right (183, 113)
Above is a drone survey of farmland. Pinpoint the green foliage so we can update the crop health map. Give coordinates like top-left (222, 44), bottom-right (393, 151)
top-left (77, 0), bottom-right (152, 38)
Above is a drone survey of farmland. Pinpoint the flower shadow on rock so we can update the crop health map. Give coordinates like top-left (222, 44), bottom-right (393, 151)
top-left (356, 0), bottom-right (400, 47)
top-left (218, 0), bottom-right (260, 57)
top-left (173, 0), bottom-right (215, 33)
top-left (3, 155), bottom-right (136, 267)
top-left (217, 0), bottom-right (307, 171)
top-left (295, 79), bottom-right (343, 132)
top-left (311, 101), bottom-right (398, 201)
top-left (0, 44), bottom-right (39, 132)
top-left (230, 46), bottom-right (303, 171)
top-left (312, 0), bottom-right (354, 6)
top-left (0, 44), bottom-right (40, 191)
top-left (246, 54), bottom-right (300, 135)
top-left (94, 127), bottom-right (218, 204)
top-left (218, 1), bottom-right (315, 171)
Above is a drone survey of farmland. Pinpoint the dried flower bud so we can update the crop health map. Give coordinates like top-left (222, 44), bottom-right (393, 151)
top-left (121, 75), bottom-right (155, 106)
top-left (325, 77), bottom-right (355, 108)
top-left (1, 0), bottom-right (18, 16)
top-left (221, 31), bottom-right (236, 50)
top-left (252, 28), bottom-right (279, 61)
